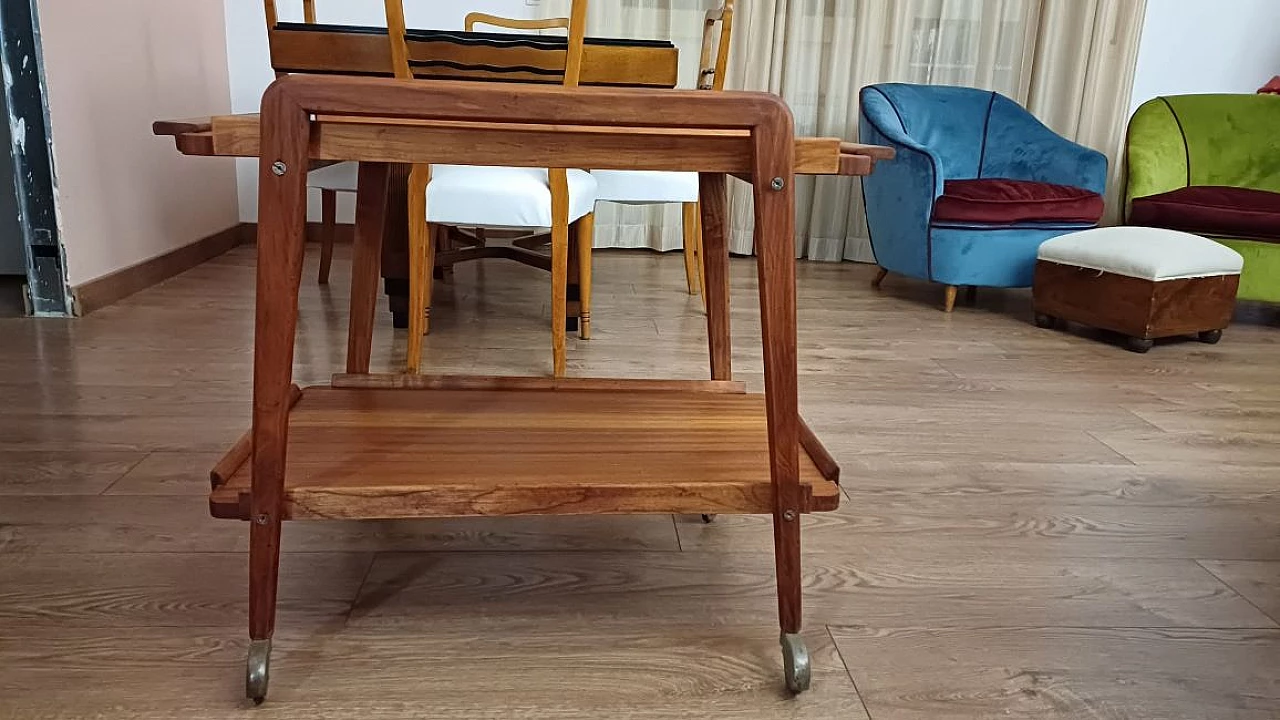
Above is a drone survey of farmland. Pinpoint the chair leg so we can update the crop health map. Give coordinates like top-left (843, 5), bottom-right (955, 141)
top-left (944, 285), bottom-right (958, 313)
top-left (318, 189), bottom-right (337, 285)
top-left (694, 203), bottom-right (707, 311)
top-left (872, 266), bottom-right (888, 289)
top-left (549, 169), bottom-right (571, 378)
top-left (406, 165), bottom-right (431, 374)
top-left (682, 202), bottom-right (702, 296)
top-left (577, 213), bottom-right (594, 340)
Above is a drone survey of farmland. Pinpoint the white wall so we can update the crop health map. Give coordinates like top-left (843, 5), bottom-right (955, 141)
top-left (37, 0), bottom-right (240, 288)
top-left (1130, 0), bottom-right (1280, 112)
top-left (225, 0), bottom-right (537, 222)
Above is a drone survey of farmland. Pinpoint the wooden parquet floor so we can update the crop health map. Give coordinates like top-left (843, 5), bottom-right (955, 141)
top-left (0, 244), bottom-right (1277, 718)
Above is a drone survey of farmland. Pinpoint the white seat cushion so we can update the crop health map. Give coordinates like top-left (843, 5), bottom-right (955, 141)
top-left (426, 166), bottom-right (597, 227)
top-left (307, 162), bottom-right (359, 191)
top-left (592, 170), bottom-right (700, 204)
top-left (1038, 227), bottom-right (1244, 281)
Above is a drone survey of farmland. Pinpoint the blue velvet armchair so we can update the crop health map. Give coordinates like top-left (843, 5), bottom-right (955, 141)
top-left (859, 83), bottom-right (1108, 310)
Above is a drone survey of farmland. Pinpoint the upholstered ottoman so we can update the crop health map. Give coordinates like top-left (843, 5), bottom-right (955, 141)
top-left (1032, 227), bottom-right (1243, 352)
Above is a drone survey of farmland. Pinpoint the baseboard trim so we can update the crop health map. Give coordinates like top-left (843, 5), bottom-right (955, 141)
top-left (72, 224), bottom-right (251, 316)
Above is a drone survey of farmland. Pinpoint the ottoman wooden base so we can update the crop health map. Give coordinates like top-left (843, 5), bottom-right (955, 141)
top-left (1033, 260), bottom-right (1239, 352)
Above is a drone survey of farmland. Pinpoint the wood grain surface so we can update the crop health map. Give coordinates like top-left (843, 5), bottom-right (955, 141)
top-left (1, 245), bottom-right (1277, 716)
top-left (208, 387), bottom-right (840, 520)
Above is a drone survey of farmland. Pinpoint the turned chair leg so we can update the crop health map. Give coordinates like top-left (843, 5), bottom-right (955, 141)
top-left (549, 169), bottom-right (571, 378)
top-left (872, 266), bottom-right (888, 289)
top-left (577, 213), bottom-right (594, 340)
top-left (317, 189), bottom-right (337, 285)
top-left (944, 285), bottom-right (958, 313)
top-left (406, 165), bottom-right (432, 374)
top-left (682, 202), bottom-right (702, 296)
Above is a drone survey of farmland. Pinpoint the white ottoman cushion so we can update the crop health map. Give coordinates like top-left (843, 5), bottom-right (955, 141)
top-left (1038, 227), bottom-right (1243, 281)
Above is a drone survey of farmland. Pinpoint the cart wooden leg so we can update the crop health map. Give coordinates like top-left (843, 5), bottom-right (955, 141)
top-left (346, 162), bottom-right (391, 374)
top-left (682, 201), bottom-right (701, 296)
top-left (750, 114), bottom-right (809, 694)
top-left (698, 172), bottom-right (732, 381)
top-left (246, 87), bottom-right (313, 705)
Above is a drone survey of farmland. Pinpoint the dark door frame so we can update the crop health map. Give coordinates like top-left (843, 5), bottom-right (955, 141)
top-left (0, 0), bottom-right (69, 316)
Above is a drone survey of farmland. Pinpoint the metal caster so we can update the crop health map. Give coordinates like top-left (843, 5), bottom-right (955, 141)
top-left (780, 633), bottom-right (811, 694)
top-left (1198, 329), bottom-right (1223, 344)
top-left (1033, 312), bottom-right (1058, 329)
top-left (1124, 336), bottom-right (1154, 354)
top-left (246, 639), bottom-right (271, 705)
top-left (701, 514), bottom-right (717, 524)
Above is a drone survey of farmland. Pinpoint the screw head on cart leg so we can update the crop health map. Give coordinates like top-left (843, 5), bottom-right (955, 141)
top-left (254, 514), bottom-right (270, 525)
top-left (271, 161), bottom-right (288, 176)
top-left (770, 177), bottom-right (785, 191)
top-left (782, 509), bottom-right (797, 522)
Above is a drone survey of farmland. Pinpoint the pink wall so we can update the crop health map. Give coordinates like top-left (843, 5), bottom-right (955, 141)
top-left (36, 0), bottom-right (239, 289)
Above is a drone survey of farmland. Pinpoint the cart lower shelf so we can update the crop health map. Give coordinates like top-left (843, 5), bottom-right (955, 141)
top-left (210, 381), bottom-right (840, 520)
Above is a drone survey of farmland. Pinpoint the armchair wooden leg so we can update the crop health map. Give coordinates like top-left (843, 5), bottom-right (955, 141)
top-left (872, 266), bottom-right (888, 289)
top-left (406, 164), bottom-right (431, 374)
top-left (577, 213), bottom-right (594, 340)
top-left (944, 285), bottom-right (958, 313)
top-left (549, 169), bottom-right (571, 378)
top-left (682, 202), bottom-right (702, 296)
top-left (318, 189), bottom-right (337, 285)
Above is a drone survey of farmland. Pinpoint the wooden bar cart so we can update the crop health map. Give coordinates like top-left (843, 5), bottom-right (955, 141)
top-left (184, 74), bottom-right (887, 704)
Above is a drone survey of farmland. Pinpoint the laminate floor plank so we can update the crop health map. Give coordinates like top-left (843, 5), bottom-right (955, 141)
top-left (0, 495), bottom-right (679, 554)
top-left (829, 625), bottom-right (1280, 719)
top-left (0, 626), bottom-right (866, 720)
top-left (0, 552), bottom-right (373, 629)
top-left (1198, 561), bottom-right (1280, 624)
top-left (347, 551), bottom-right (1273, 630)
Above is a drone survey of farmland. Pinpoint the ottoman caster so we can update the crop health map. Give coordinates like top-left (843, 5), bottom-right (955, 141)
top-left (1198, 329), bottom-right (1223, 344)
top-left (1033, 312), bottom-right (1058, 330)
top-left (1124, 336), bottom-right (1154, 354)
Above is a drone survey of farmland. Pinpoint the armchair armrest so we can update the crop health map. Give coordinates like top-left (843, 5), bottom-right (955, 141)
top-left (980, 95), bottom-right (1108, 196)
top-left (858, 87), bottom-right (945, 280)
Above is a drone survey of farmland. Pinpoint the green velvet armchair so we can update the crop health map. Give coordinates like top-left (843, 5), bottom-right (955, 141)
top-left (1125, 94), bottom-right (1280, 303)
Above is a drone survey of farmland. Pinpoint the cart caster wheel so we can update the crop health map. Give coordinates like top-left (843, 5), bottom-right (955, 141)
top-left (780, 633), bottom-right (811, 694)
top-left (1198, 329), bottom-right (1223, 344)
top-left (701, 514), bottom-right (717, 524)
top-left (1124, 336), bottom-right (1154, 354)
top-left (1033, 312), bottom-right (1058, 329)
top-left (246, 639), bottom-right (271, 705)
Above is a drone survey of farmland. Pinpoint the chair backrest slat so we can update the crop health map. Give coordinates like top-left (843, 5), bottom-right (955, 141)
top-left (385, 0), bottom-right (589, 89)
top-left (698, 0), bottom-right (734, 92)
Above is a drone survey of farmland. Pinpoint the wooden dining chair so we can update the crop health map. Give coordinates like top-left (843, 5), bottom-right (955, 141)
top-left (588, 0), bottom-right (734, 301)
top-left (385, 0), bottom-right (595, 379)
top-left (264, 0), bottom-right (359, 285)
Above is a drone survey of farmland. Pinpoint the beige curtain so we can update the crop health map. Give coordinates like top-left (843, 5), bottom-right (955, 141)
top-left (546, 0), bottom-right (1146, 259)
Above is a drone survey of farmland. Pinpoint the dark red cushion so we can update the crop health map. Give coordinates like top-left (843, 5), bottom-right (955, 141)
top-left (932, 179), bottom-right (1104, 225)
top-left (1128, 186), bottom-right (1280, 240)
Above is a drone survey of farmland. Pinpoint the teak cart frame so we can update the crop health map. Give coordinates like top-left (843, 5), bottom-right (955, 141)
top-left (178, 74), bottom-right (889, 703)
